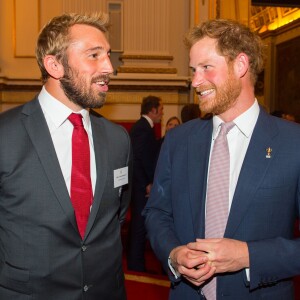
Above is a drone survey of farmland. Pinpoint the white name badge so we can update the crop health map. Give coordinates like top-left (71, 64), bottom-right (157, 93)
top-left (114, 166), bottom-right (128, 188)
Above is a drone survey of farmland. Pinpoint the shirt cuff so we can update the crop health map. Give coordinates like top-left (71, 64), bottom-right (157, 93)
top-left (168, 257), bottom-right (181, 279)
top-left (245, 267), bottom-right (250, 281)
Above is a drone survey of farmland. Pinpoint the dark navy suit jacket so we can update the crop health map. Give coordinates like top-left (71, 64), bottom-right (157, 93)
top-left (144, 107), bottom-right (300, 299)
top-left (130, 116), bottom-right (159, 189)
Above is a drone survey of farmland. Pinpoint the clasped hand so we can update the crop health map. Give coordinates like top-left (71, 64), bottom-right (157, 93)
top-left (169, 238), bottom-right (249, 287)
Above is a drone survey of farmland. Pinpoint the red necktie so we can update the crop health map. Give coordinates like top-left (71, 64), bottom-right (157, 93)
top-left (68, 113), bottom-right (92, 239)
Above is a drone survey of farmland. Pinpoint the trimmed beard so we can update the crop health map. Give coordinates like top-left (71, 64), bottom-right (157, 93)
top-left (197, 66), bottom-right (241, 116)
top-left (60, 61), bottom-right (109, 109)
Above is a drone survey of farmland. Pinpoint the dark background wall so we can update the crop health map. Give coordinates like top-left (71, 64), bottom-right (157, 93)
top-left (276, 36), bottom-right (300, 116)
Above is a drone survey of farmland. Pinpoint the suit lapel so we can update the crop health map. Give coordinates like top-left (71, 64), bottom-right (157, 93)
top-left (21, 99), bottom-right (78, 231)
top-left (84, 114), bottom-right (108, 239)
top-left (225, 109), bottom-right (279, 237)
top-left (188, 120), bottom-right (212, 238)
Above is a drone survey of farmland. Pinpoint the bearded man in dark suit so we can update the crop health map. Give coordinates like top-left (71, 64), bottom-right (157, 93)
top-left (0, 13), bottom-right (131, 300)
top-left (144, 19), bottom-right (300, 300)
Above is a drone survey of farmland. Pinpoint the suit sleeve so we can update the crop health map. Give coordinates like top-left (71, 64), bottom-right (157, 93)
top-left (248, 237), bottom-right (300, 290)
top-left (142, 133), bottom-right (182, 275)
top-left (247, 174), bottom-right (300, 290)
top-left (118, 127), bottom-right (133, 224)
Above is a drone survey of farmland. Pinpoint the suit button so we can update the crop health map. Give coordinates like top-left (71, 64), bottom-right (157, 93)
top-left (83, 285), bottom-right (89, 292)
top-left (81, 245), bottom-right (87, 252)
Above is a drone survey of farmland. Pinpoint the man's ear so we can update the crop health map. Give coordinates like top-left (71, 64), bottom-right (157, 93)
top-left (43, 55), bottom-right (64, 79)
top-left (151, 107), bottom-right (158, 115)
top-left (234, 53), bottom-right (249, 79)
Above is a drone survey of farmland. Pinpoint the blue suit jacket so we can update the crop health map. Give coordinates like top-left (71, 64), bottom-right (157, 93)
top-left (143, 107), bottom-right (300, 299)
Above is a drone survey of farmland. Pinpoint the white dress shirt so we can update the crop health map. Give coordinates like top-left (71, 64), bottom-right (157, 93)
top-left (207, 99), bottom-right (260, 280)
top-left (169, 100), bottom-right (260, 279)
top-left (208, 100), bottom-right (259, 210)
top-left (38, 86), bottom-right (96, 197)
top-left (142, 114), bottom-right (154, 128)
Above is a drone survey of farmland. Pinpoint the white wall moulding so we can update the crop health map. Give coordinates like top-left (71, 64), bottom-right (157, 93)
top-left (117, 54), bottom-right (176, 74)
top-left (0, 76), bottom-right (41, 88)
top-left (13, 0), bottom-right (40, 58)
top-left (117, 67), bottom-right (177, 74)
top-left (0, 74), bottom-right (190, 109)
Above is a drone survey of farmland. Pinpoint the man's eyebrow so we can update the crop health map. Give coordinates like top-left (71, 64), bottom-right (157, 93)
top-left (86, 46), bottom-right (105, 52)
top-left (86, 46), bottom-right (111, 55)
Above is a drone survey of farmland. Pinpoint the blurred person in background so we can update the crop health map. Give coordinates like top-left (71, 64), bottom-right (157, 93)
top-left (127, 95), bottom-right (163, 272)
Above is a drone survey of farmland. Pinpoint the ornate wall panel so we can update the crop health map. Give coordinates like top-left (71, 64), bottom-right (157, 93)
top-left (13, 0), bottom-right (39, 57)
top-left (62, 0), bottom-right (106, 14)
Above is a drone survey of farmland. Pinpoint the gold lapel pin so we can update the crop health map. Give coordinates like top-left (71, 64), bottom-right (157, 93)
top-left (266, 147), bottom-right (272, 158)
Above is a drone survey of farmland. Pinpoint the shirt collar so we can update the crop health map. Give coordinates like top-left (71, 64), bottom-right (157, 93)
top-left (38, 86), bottom-right (91, 130)
top-left (142, 114), bottom-right (154, 128)
top-left (212, 99), bottom-right (260, 140)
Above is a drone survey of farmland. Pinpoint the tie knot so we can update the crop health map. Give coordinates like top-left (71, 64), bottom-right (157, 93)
top-left (68, 113), bottom-right (84, 127)
top-left (219, 122), bottom-right (235, 136)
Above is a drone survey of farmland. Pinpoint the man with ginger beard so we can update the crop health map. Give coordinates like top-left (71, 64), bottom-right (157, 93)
top-left (0, 13), bottom-right (132, 299)
top-left (143, 19), bottom-right (300, 300)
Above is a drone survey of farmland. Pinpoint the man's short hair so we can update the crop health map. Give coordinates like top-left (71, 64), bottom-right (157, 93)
top-left (184, 19), bottom-right (266, 85)
top-left (141, 95), bottom-right (162, 115)
top-left (36, 12), bottom-right (109, 83)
